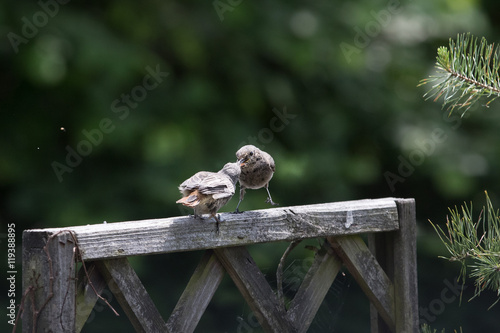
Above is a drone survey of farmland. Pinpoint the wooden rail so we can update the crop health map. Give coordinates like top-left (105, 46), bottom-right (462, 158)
top-left (21, 198), bottom-right (418, 332)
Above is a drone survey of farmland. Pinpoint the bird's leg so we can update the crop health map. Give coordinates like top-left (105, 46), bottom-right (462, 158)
top-left (234, 200), bottom-right (243, 213)
top-left (265, 184), bottom-right (279, 206)
top-left (212, 213), bottom-right (222, 235)
top-left (192, 211), bottom-right (205, 220)
top-left (232, 187), bottom-right (246, 213)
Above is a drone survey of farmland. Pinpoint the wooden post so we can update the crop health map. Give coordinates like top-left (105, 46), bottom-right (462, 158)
top-left (368, 198), bottom-right (418, 333)
top-left (393, 199), bottom-right (418, 333)
top-left (22, 230), bottom-right (77, 333)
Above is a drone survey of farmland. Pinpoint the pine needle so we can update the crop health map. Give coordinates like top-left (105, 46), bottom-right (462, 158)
top-left (419, 33), bottom-right (500, 115)
top-left (429, 191), bottom-right (500, 308)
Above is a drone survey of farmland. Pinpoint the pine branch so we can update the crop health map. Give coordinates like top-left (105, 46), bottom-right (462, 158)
top-left (430, 191), bottom-right (500, 308)
top-left (419, 33), bottom-right (500, 116)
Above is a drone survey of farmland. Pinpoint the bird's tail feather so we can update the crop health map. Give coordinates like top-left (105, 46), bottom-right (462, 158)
top-left (176, 190), bottom-right (201, 207)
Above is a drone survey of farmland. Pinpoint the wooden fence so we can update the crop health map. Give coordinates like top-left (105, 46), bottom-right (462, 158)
top-left (21, 197), bottom-right (417, 332)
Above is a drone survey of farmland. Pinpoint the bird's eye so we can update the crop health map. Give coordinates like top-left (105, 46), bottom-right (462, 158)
top-left (249, 152), bottom-right (254, 156)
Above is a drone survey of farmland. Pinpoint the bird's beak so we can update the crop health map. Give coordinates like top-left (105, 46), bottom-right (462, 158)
top-left (238, 156), bottom-right (249, 166)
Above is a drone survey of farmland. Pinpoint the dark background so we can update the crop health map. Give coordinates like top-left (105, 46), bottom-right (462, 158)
top-left (2, 0), bottom-right (500, 332)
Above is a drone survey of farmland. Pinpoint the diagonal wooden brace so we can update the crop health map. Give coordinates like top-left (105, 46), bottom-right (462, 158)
top-left (214, 246), bottom-right (297, 333)
top-left (328, 235), bottom-right (396, 331)
top-left (287, 241), bottom-right (343, 333)
top-left (167, 250), bottom-right (225, 333)
top-left (96, 258), bottom-right (169, 333)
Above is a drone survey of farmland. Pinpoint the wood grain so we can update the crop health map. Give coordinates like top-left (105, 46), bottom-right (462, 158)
top-left (27, 198), bottom-right (399, 261)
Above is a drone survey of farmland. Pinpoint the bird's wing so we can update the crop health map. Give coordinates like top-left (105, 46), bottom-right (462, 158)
top-left (178, 171), bottom-right (213, 191)
top-left (198, 174), bottom-right (235, 198)
top-left (179, 172), bottom-right (235, 198)
top-left (264, 153), bottom-right (276, 172)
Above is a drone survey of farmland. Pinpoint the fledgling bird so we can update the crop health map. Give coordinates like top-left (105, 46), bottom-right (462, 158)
top-left (235, 145), bottom-right (278, 213)
top-left (176, 162), bottom-right (241, 232)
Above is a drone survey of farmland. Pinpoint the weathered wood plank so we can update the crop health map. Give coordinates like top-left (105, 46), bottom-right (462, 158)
top-left (214, 246), bottom-right (297, 332)
top-left (75, 262), bottom-right (108, 333)
top-left (328, 235), bottom-right (395, 331)
top-left (96, 258), bottom-right (169, 333)
top-left (31, 198), bottom-right (399, 261)
top-left (287, 242), bottom-right (342, 333)
top-left (393, 199), bottom-right (418, 333)
top-left (167, 250), bottom-right (225, 333)
top-left (22, 230), bottom-right (77, 333)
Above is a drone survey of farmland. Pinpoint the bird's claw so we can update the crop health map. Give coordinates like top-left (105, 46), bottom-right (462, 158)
top-left (266, 198), bottom-right (279, 206)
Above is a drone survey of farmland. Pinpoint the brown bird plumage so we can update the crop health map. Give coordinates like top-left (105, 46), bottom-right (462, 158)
top-left (235, 145), bottom-right (277, 212)
top-left (176, 162), bottom-right (241, 232)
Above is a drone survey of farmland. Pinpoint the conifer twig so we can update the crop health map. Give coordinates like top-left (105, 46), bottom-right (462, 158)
top-left (419, 33), bottom-right (500, 115)
top-left (429, 191), bottom-right (500, 308)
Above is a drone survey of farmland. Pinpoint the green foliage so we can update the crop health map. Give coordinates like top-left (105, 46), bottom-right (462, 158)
top-left (419, 33), bottom-right (500, 115)
top-left (421, 323), bottom-right (462, 333)
top-left (430, 192), bottom-right (500, 308)
top-left (421, 323), bottom-right (444, 333)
